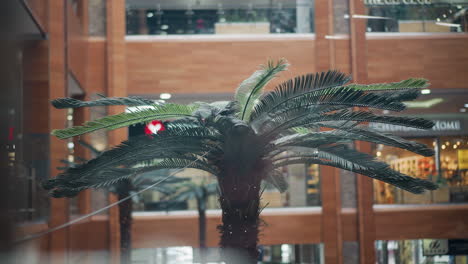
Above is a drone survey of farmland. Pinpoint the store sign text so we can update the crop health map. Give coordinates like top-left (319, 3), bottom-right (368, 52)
top-left (364, 0), bottom-right (432, 5)
top-left (370, 120), bottom-right (460, 132)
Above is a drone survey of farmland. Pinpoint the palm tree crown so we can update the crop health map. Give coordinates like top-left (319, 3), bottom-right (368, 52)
top-left (43, 59), bottom-right (437, 263)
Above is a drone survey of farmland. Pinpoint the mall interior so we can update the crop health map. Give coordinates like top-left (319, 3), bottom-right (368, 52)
top-left (2, 0), bottom-right (468, 263)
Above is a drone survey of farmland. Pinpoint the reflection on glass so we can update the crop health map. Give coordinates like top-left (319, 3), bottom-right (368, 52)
top-left (376, 239), bottom-right (468, 264)
top-left (364, 2), bottom-right (468, 33)
top-left (132, 244), bottom-right (323, 264)
top-left (126, 0), bottom-right (314, 35)
top-left (374, 136), bottom-right (468, 204)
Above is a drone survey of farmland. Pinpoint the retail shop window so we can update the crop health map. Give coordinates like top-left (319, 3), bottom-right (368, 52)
top-left (364, 1), bottom-right (468, 33)
top-left (376, 239), bottom-right (468, 264)
top-left (131, 244), bottom-right (323, 264)
top-left (125, 0), bottom-right (314, 35)
top-left (373, 135), bottom-right (468, 204)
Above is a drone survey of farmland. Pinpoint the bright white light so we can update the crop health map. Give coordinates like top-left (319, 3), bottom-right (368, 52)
top-left (147, 12), bottom-right (154, 18)
top-left (460, 108), bottom-right (467, 113)
top-left (464, 103), bottom-right (468, 108)
top-left (436, 22), bottom-right (461, 27)
top-left (441, 145), bottom-right (446, 150)
top-left (147, 123), bottom-right (162, 134)
top-left (160, 93), bottom-right (172, 100)
top-left (161, 25), bottom-right (169, 30)
top-left (67, 115), bottom-right (73, 121)
top-left (67, 142), bottom-right (74, 149)
top-left (437, 18), bottom-right (441, 22)
top-left (376, 151), bottom-right (382, 157)
top-left (421, 89), bottom-right (431, 95)
top-left (453, 144), bottom-right (458, 149)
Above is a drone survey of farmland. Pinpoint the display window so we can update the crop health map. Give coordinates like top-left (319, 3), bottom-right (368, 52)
top-left (364, 1), bottom-right (468, 33)
top-left (373, 136), bottom-right (468, 204)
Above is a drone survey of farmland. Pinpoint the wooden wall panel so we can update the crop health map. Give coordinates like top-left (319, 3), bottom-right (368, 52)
top-left (126, 37), bottom-right (315, 95)
top-left (67, 2), bottom-right (88, 89)
top-left (132, 209), bottom-right (322, 249)
top-left (86, 37), bottom-right (107, 95)
top-left (374, 204), bottom-right (468, 241)
top-left (367, 34), bottom-right (468, 88)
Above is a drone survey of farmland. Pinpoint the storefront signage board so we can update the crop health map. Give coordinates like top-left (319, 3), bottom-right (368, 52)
top-left (423, 239), bottom-right (468, 256)
top-left (369, 118), bottom-right (467, 137)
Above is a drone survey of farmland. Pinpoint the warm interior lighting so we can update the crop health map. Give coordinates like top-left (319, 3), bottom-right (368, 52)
top-left (421, 89), bottom-right (431, 95)
top-left (376, 151), bottom-right (382, 157)
top-left (442, 145), bottom-right (446, 150)
top-left (435, 22), bottom-right (461, 27)
top-left (160, 93), bottom-right (172, 100)
top-left (453, 144), bottom-right (458, 149)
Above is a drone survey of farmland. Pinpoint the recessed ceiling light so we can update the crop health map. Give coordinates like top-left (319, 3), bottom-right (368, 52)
top-left (421, 89), bottom-right (431, 95)
top-left (460, 108), bottom-right (467, 113)
top-left (160, 93), bottom-right (172, 100)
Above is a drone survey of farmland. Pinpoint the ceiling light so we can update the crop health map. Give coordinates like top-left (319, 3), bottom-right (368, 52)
top-left (421, 89), bottom-right (431, 95)
top-left (160, 93), bottom-right (172, 100)
top-left (441, 145), bottom-right (446, 150)
top-left (464, 104), bottom-right (468, 108)
top-left (147, 12), bottom-right (154, 18)
top-left (460, 108), bottom-right (467, 113)
top-left (404, 98), bottom-right (443, 108)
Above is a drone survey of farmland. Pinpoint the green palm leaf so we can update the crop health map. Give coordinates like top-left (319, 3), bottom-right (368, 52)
top-left (346, 78), bottom-right (429, 91)
top-left (272, 125), bottom-right (434, 157)
top-left (51, 96), bottom-right (156, 109)
top-left (52, 103), bottom-right (198, 139)
top-left (235, 59), bottom-right (289, 121)
top-left (273, 144), bottom-right (437, 194)
top-left (250, 71), bottom-right (351, 122)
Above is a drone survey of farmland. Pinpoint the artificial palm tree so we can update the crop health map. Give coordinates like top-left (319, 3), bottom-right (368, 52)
top-left (163, 180), bottom-right (218, 263)
top-left (43, 59), bottom-right (437, 264)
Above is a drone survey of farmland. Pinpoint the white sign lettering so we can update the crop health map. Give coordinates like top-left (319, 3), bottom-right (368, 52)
top-left (364, 0), bottom-right (431, 5)
top-left (369, 120), bottom-right (461, 133)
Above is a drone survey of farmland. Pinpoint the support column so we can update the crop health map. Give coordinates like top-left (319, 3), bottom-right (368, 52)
top-left (48, 1), bottom-right (69, 263)
top-left (349, 0), bottom-right (375, 262)
top-left (106, 0), bottom-right (128, 263)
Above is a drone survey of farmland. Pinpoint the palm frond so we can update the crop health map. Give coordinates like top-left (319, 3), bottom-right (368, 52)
top-left (346, 78), bottom-right (429, 91)
top-left (236, 59), bottom-right (289, 121)
top-left (262, 109), bottom-right (434, 138)
top-left (250, 71), bottom-right (351, 121)
top-left (51, 96), bottom-right (156, 109)
top-left (272, 125), bottom-right (434, 157)
top-left (263, 169), bottom-right (288, 193)
top-left (273, 145), bottom-right (437, 194)
top-left (52, 104), bottom-right (198, 139)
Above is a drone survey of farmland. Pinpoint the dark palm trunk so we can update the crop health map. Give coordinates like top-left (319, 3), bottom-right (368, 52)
top-left (218, 169), bottom-right (263, 264)
top-left (117, 180), bottom-right (133, 264)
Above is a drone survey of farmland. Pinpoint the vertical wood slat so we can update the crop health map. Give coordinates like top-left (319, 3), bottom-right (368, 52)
top-left (320, 166), bottom-right (343, 264)
top-left (106, 0), bottom-right (128, 263)
top-left (316, 1), bottom-right (343, 263)
top-left (48, 0), bottom-right (69, 263)
top-left (315, 0), bottom-right (335, 71)
top-left (349, 0), bottom-right (375, 262)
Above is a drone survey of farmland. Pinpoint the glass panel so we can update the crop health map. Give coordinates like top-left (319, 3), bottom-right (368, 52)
top-left (372, 91), bottom-right (468, 205)
top-left (364, 1), bottom-right (468, 33)
top-left (131, 244), bottom-right (323, 263)
top-left (376, 239), bottom-right (468, 264)
top-left (126, 0), bottom-right (314, 35)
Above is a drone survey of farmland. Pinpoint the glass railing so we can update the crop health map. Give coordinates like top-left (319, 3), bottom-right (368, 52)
top-left (364, 1), bottom-right (468, 33)
top-left (125, 0), bottom-right (314, 35)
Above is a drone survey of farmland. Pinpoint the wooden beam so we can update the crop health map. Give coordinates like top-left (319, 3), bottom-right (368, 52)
top-left (106, 0), bottom-right (128, 263)
top-left (48, 1), bottom-right (69, 263)
top-left (321, 166), bottom-right (343, 264)
top-left (315, 0), bottom-right (335, 71)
